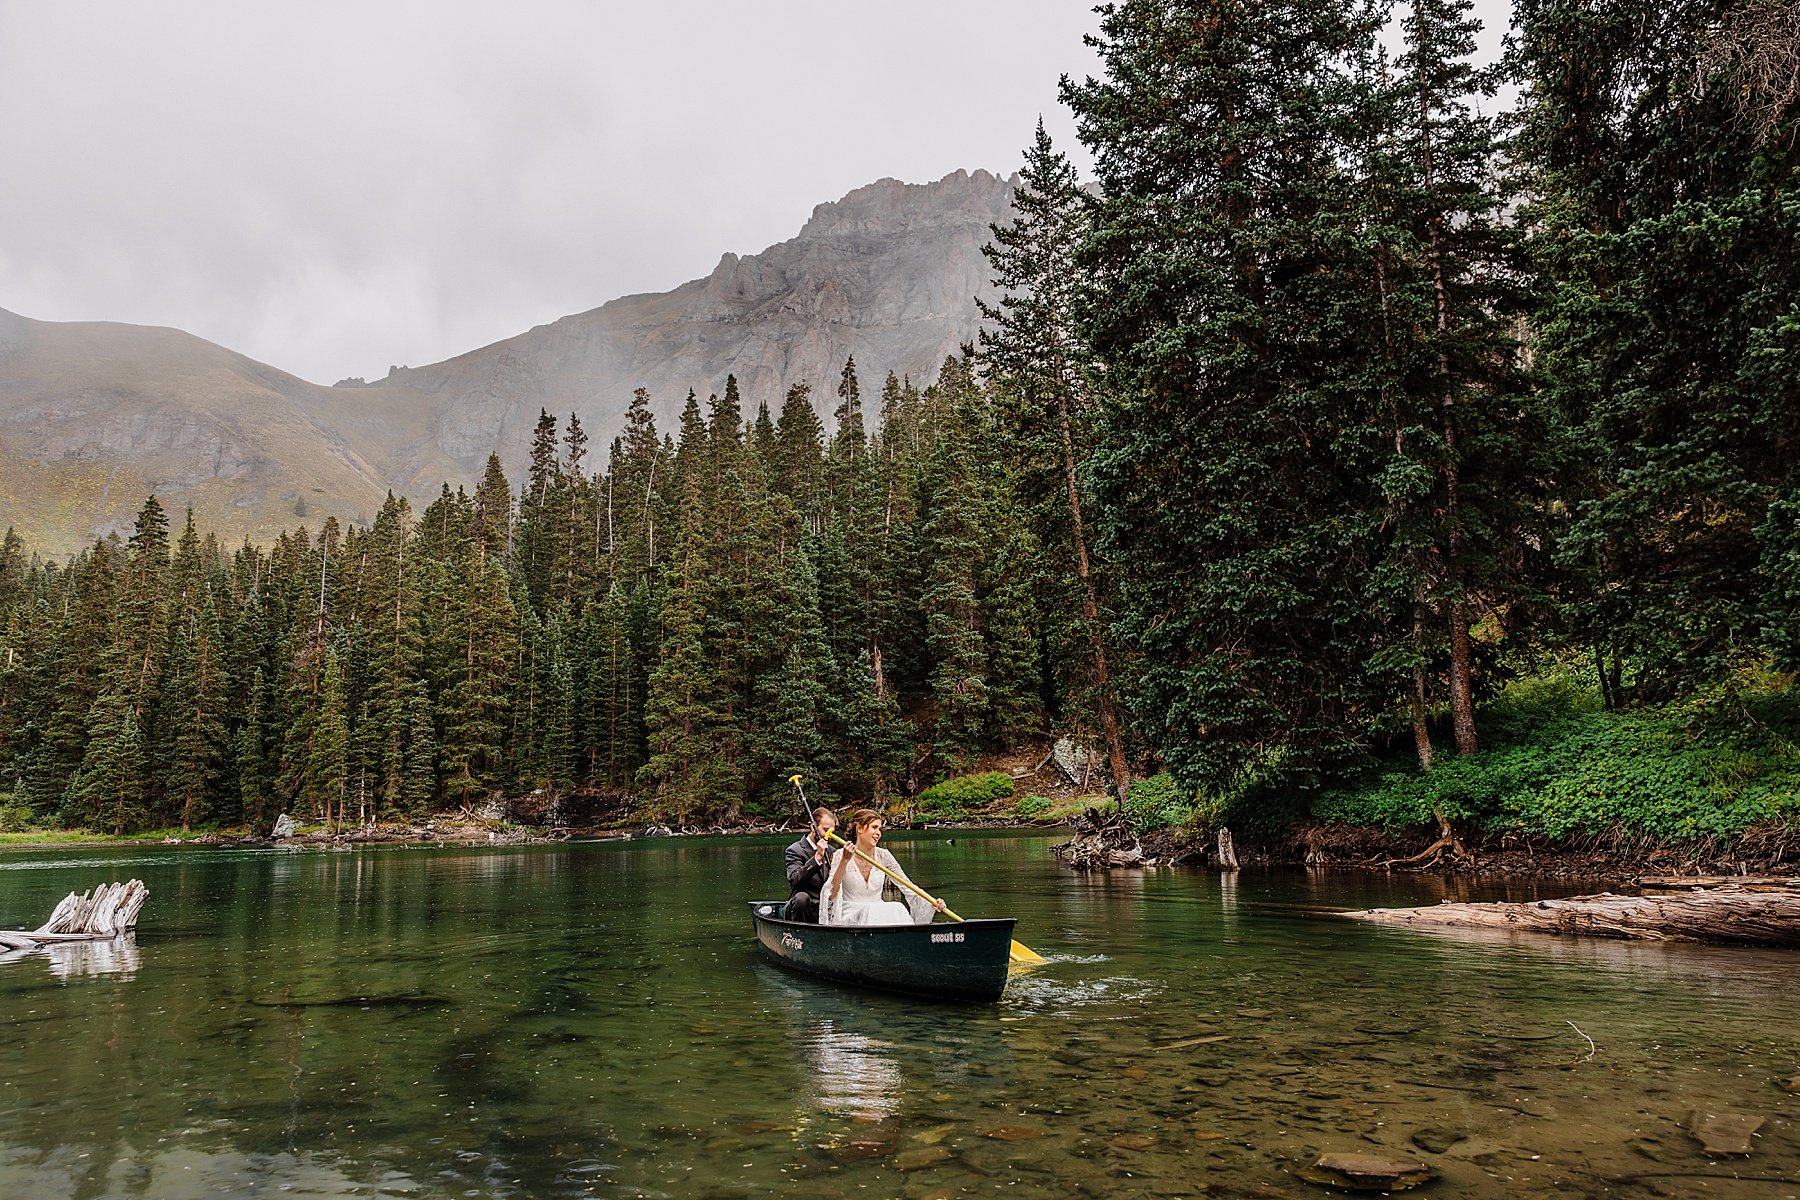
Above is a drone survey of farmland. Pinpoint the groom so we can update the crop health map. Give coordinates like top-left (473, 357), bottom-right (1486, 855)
top-left (784, 807), bottom-right (837, 923)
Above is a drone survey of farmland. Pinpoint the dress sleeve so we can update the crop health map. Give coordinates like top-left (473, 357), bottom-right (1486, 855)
top-left (880, 849), bottom-right (938, 925)
top-left (821, 849), bottom-right (848, 925)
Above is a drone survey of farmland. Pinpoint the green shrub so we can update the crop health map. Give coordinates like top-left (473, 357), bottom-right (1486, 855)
top-left (916, 771), bottom-right (1016, 819)
top-left (0, 794), bottom-right (31, 834)
top-left (1124, 773), bottom-right (1194, 833)
top-left (1315, 674), bottom-right (1800, 843)
top-left (1014, 794), bottom-right (1052, 818)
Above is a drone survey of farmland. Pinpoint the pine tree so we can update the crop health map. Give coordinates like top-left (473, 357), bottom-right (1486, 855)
top-left (438, 548), bottom-right (518, 808)
top-left (164, 593), bottom-right (228, 830)
top-left (517, 409), bottom-right (561, 606)
top-left (310, 648), bottom-right (350, 829)
top-left (980, 118), bottom-right (1133, 796)
top-left (401, 681), bottom-right (438, 814)
top-left (474, 453), bottom-right (513, 563)
top-left (238, 666), bottom-right (272, 831)
top-left (757, 543), bottom-right (835, 804)
top-left (773, 383), bottom-right (826, 530)
top-left (639, 435), bottom-right (729, 819)
top-left (1516, 0), bottom-right (1800, 698)
top-left (72, 690), bottom-right (149, 835)
top-left (918, 410), bottom-right (991, 768)
top-left (1065, 0), bottom-right (1396, 795)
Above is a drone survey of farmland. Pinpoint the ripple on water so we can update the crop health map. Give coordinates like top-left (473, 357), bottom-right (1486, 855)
top-left (4, 838), bottom-right (1800, 1200)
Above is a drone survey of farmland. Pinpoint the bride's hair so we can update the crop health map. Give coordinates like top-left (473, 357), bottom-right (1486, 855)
top-left (844, 808), bottom-right (883, 841)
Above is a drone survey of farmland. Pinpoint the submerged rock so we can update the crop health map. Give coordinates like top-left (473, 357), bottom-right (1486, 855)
top-left (1410, 1127), bottom-right (1467, 1155)
top-left (1688, 1110), bottom-right (1764, 1155)
top-left (1301, 1153), bottom-right (1435, 1192)
top-left (894, 1145), bottom-right (953, 1170)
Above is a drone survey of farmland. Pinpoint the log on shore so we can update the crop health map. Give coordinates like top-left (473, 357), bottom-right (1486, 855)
top-left (1638, 875), bottom-right (1800, 893)
top-left (0, 880), bottom-right (148, 950)
top-left (1343, 889), bottom-right (1800, 948)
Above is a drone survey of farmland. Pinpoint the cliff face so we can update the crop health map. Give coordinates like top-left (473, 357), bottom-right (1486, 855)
top-left (367, 168), bottom-right (1014, 492)
top-left (0, 169), bottom-right (1013, 552)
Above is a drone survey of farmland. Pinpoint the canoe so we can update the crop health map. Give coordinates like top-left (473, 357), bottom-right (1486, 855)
top-left (748, 900), bottom-right (1016, 1002)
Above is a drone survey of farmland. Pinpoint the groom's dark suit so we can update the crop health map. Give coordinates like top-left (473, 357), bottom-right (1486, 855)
top-left (784, 834), bottom-right (832, 923)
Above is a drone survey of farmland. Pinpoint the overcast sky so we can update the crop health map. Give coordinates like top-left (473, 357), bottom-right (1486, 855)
top-left (1, 1), bottom-right (1513, 386)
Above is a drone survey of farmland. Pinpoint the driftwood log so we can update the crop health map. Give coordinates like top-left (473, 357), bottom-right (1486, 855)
top-left (1639, 875), bottom-right (1800, 893)
top-left (0, 879), bottom-right (148, 952)
top-left (1343, 887), bottom-right (1800, 948)
top-left (1053, 807), bottom-right (1146, 869)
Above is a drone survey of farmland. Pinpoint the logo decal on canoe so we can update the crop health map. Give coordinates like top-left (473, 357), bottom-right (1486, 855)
top-left (779, 931), bottom-right (804, 950)
top-left (930, 931), bottom-right (966, 944)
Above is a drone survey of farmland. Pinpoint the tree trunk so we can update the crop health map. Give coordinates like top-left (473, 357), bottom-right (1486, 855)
top-left (1419, 12), bottom-right (1477, 758)
top-left (1344, 889), bottom-right (1800, 948)
top-left (1410, 600), bottom-right (1434, 770)
top-left (1053, 389), bottom-right (1130, 801)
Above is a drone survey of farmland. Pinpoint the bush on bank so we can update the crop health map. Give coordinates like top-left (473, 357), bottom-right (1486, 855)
top-left (915, 771), bottom-right (1017, 819)
top-left (1313, 669), bottom-right (1800, 844)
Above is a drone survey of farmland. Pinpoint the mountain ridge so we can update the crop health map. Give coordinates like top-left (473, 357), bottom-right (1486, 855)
top-left (0, 168), bottom-right (1015, 553)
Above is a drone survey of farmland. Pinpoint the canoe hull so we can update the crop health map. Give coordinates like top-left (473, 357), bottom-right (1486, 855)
top-left (748, 901), bottom-right (1015, 1002)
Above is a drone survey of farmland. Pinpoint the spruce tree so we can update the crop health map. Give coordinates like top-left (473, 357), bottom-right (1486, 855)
top-left (980, 118), bottom-right (1132, 796)
top-left (1065, 0), bottom-right (1398, 796)
top-left (72, 689), bottom-right (149, 835)
top-left (1516, 0), bottom-right (1800, 697)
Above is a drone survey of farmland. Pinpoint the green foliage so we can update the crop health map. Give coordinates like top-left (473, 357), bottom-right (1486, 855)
top-left (1318, 675), bottom-right (1800, 842)
top-left (0, 354), bottom-right (1084, 831)
top-left (1013, 793), bottom-right (1052, 819)
top-left (0, 793), bottom-right (33, 833)
top-left (1122, 773), bottom-right (1193, 835)
top-left (916, 771), bottom-right (1016, 819)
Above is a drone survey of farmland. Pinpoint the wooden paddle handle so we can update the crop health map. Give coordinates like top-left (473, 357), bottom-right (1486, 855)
top-left (822, 830), bottom-right (961, 922)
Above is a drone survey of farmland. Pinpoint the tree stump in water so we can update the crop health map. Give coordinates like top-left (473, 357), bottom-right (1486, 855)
top-left (1053, 807), bottom-right (1146, 869)
top-left (1342, 888), bottom-right (1800, 948)
top-left (0, 880), bottom-right (148, 952)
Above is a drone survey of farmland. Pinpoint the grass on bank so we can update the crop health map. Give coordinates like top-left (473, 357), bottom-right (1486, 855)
top-left (1317, 668), bottom-right (1800, 844)
top-left (1126, 664), bottom-right (1800, 847)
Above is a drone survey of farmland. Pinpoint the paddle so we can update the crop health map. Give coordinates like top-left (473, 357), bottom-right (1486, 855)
top-left (789, 775), bottom-right (1048, 966)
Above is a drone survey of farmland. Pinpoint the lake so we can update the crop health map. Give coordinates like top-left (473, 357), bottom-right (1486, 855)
top-left (0, 832), bottom-right (1795, 1198)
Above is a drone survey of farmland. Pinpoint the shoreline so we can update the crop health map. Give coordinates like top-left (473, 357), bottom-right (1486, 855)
top-left (4, 813), bottom-right (1796, 887)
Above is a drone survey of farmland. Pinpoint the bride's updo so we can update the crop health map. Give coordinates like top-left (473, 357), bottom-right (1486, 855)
top-left (843, 808), bottom-right (883, 842)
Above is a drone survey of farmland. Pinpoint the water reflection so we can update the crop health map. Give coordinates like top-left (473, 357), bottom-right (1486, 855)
top-left (0, 934), bottom-right (141, 978)
top-left (2, 838), bottom-right (1798, 1199)
top-left (802, 1027), bottom-right (903, 1119)
top-left (45, 934), bottom-right (140, 979)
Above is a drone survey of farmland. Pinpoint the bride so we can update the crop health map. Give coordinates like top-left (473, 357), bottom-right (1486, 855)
top-left (822, 809), bottom-right (946, 926)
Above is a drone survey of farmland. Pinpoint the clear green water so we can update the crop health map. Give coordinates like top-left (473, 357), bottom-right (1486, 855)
top-left (1, 832), bottom-right (1796, 1199)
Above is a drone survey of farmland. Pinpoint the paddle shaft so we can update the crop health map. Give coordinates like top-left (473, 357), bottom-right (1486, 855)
top-left (821, 829), bottom-right (959, 921)
top-left (783, 775), bottom-right (1051, 966)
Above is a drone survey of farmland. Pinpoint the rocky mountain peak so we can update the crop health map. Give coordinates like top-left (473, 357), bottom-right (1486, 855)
top-left (0, 169), bottom-right (1019, 552)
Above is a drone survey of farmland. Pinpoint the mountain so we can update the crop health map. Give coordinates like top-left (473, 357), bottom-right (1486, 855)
top-left (0, 168), bottom-right (1014, 553)
top-left (0, 307), bottom-right (395, 553)
top-left (362, 168), bottom-right (1015, 493)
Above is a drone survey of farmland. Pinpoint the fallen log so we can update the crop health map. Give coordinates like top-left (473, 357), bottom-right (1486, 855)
top-left (0, 879), bottom-right (148, 949)
top-left (1639, 875), bottom-right (1800, 893)
top-left (1342, 889), bottom-right (1800, 949)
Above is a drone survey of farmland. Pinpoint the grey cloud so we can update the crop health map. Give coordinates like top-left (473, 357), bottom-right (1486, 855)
top-left (0, 0), bottom-right (1511, 384)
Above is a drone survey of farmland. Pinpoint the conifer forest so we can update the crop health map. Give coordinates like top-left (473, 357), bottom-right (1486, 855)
top-left (1, 0), bottom-right (1796, 837)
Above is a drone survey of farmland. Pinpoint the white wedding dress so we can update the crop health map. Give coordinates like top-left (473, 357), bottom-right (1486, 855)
top-left (821, 848), bottom-right (936, 926)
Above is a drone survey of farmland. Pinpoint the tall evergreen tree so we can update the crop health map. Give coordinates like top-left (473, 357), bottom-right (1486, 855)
top-left (980, 118), bottom-right (1133, 796)
top-left (1516, 0), bottom-right (1800, 698)
top-left (1066, 0), bottom-right (1396, 796)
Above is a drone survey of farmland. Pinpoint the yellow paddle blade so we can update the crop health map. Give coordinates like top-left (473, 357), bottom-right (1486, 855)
top-left (1008, 940), bottom-right (1048, 966)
